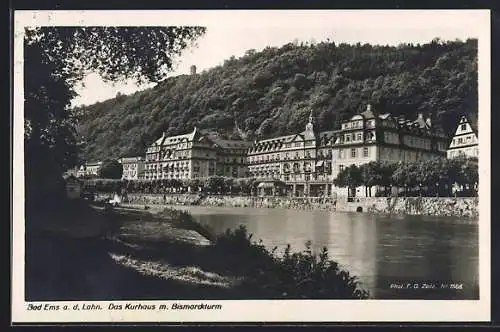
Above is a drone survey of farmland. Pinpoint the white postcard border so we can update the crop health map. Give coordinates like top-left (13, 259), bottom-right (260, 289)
top-left (12, 9), bottom-right (491, 323)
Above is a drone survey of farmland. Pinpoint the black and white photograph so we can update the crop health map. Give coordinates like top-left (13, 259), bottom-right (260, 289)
top-left (12, 9), bottom-right (490, 322)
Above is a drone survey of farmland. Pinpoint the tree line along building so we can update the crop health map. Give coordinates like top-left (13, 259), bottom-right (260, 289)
top-left (77, 104), bottom-right (478, 198)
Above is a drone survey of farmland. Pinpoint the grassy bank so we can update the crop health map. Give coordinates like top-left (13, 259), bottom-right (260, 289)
top-left (26, 202), bottom-right (368, 300)
top-left (109, 207), bottom-right (369, 299)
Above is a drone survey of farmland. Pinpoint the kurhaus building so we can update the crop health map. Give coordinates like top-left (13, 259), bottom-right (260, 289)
top-left (143, 127), bottom-right (251, 180)
top-left (247, 111), bottom-right (335, 197)
top-left (249, 104), bottom-right (449, 198)
top-left (142, 104), bottom-right (450, 198)
top-left (330, 104), bottom-right (449, 197)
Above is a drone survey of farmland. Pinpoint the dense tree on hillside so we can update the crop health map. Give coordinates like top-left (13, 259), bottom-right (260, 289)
top-left (77, 38), bottom-right (478, 162)
top-left (24, 26), bottom-right (206, 214)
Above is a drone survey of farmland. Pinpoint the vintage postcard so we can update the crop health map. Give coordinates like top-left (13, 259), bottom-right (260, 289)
top-left (12, 9), bottom-right (491, 323)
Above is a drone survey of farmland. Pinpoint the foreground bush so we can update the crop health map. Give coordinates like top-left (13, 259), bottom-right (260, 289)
top-left (214, 225), bottom-right (369, 299)
top-left (153, 208), bottom-right (368, 299)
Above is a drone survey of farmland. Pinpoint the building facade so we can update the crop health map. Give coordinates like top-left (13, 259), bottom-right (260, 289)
top-left (118, 156), bottom-right (145, 180)
top-left (248, 105), bottom-right (449, 198)
top-left (132, 104), bottom-right (456, 198)
top-left (144, 127), bottom-right (250, 181)
top-left (77, 161), bottom-right (102, 178)
top-left (331, 104), bottom-right (449, 197)
top-left (248, 111), bottom-right (335, 197)
top-left (446, 115), bottom-right (478, 159)
top-left (209, 135), bottom-right (253, 178)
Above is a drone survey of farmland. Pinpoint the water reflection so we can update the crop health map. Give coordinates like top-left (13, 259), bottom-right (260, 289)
top-left (174, 206), bottom-right (479, 299)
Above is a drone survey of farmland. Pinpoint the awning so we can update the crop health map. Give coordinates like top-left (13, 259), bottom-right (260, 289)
top-left (316, 160), bottom-right (324, 167)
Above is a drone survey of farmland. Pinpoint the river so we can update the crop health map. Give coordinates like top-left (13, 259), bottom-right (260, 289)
top-left (172, 206), bottom-right (479, 300)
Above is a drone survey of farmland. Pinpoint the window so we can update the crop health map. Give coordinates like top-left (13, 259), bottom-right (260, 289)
top-left (461, 124), bottom-right (467, 131)
top-left (356, 133), bottom-right (362, 141)
top-left (351, 148), bottom-right (357, 158)
top-left (339, 165), bottom-right (344, 172)
top-left (345, 134), bottom-right (351, 142)
top-left (466, 136), bottom-right (471, 142)
top-left (363, 147), bottom-right (369, 157)
top-left (458, 138), bottom-right (463, 144)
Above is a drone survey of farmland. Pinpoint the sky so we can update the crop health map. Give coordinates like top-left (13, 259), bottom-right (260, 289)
top-left (63, 10), bottom-right (488, 107)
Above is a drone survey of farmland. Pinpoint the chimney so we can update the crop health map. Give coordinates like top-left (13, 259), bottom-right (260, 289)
top-left (190, 65), bottom-right (197, 75)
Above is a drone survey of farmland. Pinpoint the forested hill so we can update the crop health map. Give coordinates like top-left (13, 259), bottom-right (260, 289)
top-left (76, 38), bottom-right (478, 162)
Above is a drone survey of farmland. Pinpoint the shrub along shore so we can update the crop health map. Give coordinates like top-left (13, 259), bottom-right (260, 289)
top-left (26, 200), bottom-right (369, 300)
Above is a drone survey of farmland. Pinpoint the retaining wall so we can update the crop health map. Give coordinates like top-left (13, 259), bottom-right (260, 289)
top-left (96, 193), bottom-right (478, 218)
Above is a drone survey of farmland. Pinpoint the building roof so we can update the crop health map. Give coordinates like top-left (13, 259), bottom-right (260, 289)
top-left (257, 134), bottom-right (297, 144)
top-left (153, 127), bottom-right (201, 146)
top-left (119, 156), bottom-right (144, 163)
top-left (207, 135), bottom-right (254, 149)
top-left (317, 130), bottom-right (340, 144)
top-left (465, 114), bottom-right (479, 135)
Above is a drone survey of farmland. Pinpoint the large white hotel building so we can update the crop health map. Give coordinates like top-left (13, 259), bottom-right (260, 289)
top-left (122, 104), bottom-right (452, 197)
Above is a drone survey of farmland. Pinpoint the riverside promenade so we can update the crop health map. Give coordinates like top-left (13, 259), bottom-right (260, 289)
top-left (105, 193), bottom-right (479, 219)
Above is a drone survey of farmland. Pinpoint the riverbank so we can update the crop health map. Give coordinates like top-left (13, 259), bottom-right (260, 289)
top-left (25, 202), bottom-right (237, 300)
top-left (26, 200), bottom-right (368, 300)
top-left (106, 193), bottom-right (479, 219)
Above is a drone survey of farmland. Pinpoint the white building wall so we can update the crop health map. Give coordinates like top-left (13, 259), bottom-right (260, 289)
top-left (447, 116), bottom-right (479, 159)
top-left (331, 145), bottom-right (378, 197)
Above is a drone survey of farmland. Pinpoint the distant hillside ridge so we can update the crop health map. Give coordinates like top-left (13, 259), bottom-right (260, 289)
top-left (76, 38), bottom-right (478, 162)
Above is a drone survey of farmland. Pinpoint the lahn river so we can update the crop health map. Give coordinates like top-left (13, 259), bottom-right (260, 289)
top-left (173, 206), bottom-right (479, 299)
